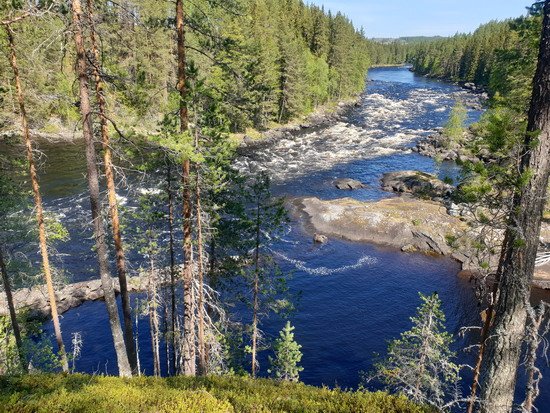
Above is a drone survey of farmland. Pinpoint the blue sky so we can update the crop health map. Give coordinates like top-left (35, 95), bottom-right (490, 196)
top-left (309, 0), bottom-right (531, 38)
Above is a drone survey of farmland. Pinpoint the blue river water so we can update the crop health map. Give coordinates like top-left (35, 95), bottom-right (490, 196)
top-left (38, 67), bottom-right (549, 409)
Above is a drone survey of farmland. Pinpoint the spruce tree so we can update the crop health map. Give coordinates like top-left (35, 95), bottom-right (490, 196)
top-left (268, 321), bottom-right (303, 382)
top-left (373, 293), bottom-right (461, 410)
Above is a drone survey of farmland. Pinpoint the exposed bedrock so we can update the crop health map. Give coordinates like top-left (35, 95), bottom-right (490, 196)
top-left (297, 195), bottom-right (550, 289)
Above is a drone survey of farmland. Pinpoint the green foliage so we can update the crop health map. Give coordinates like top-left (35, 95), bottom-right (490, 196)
top-left (372, 293), bottom-right (460, 410)
top-left (268, 321), bottom-right (303, 382)
top-left (0, 374), bottom-right (431, 413)
top-left (0, 0), bottom-right (404, 135)
top-left (408, 4), bottom-right (541, 106)
top-left (442, 101), bottom-right (467, 148)
top-left (0, 313), bottom-right (61, 375)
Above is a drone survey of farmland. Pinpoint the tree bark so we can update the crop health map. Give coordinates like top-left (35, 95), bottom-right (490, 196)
top-left (4, 23), bottom-right (68, 372)
top-left (166, 162), bottom-right (177, 375)
top-left (479, 3), bottom-right (550, 412)
top-left (0, 246), bottom-right (26, 371)
top-left (176, 0), bottom-right (196, 376)
top-left (71, 0), bottom-right (132, 377)
top-left (251, 198), bottom-right (261, 378)
top-left (86, 0), bottom-right (137, 373)
top-left (195, 146), bottom-right (207, 375)
top-left (522, 303), bottom-right (548, 413)
top-left (467, 235), bottom-right (509, 413)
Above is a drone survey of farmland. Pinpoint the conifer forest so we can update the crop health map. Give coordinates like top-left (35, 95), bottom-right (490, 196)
top-left (0, 1), bottom-right (549, 412)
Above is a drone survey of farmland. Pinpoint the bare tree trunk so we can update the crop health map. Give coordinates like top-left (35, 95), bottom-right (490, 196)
top-left (251, 198), bottom-right (261, 378)
top-left (4, 24), bottom-right (68, 373)
top-left (86, 0), bottom-right (137, 374)
top-left (479, 3), bottom-right (550, 412)
top-left (71, 0), bottom-right (132, 377)
top-left (176, 0), bottom-right (196, 376)
top-left (195, 151), bottom-right (207, 375)
top-left (164, 299), bottom-right (170, 376)
top-left (166, 162), bottom-right (177, 375)
top-left (0, 246), bottom-right (26, 371)
top-left (148, 257), bottom-right (161, 377)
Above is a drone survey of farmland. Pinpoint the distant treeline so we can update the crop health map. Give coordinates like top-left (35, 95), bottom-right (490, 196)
top-left (406, 2), bottom-right (543, 108)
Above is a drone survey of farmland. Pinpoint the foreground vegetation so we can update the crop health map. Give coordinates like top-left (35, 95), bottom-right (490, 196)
top-left (0, 374), bottom-right (429, 413)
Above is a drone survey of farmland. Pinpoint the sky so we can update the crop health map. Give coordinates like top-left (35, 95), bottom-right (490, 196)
top-left (308, 0), bottom-right (531, 38)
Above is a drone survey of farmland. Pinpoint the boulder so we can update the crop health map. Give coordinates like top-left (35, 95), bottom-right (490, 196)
top-left (313, 233), bottom-right (328, 244)
top-left (381, 171), bottom-right (454, 199)
top-left (334, 178), bottom-right (366, 190)
top-left (401, 244), bottom-right (417, 253)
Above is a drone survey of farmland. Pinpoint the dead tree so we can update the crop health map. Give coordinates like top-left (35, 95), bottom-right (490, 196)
top-left (479, 2), bottom-right (550, 412)
top-left (70, 0), bottom-right (132, 377)
top-left (147, 259), bottom-right (161, 377)
top-left (166, 161), bottom-right (178, 374)
top-left (0, 247), bottom-right (26, 371)
top-left (3, 21), bottom-right (68, 372)
top-left (192, 124), bottom-right (208, 375)
top-left (86, 0), bottom-right (137, 373)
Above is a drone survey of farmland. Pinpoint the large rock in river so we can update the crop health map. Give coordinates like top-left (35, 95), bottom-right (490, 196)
top-left (381, 171), bottom-right (454, 199)
top-left (299, 196), bottom-right (467, 255)
top-left (334, 178), bottom-right (366, 190)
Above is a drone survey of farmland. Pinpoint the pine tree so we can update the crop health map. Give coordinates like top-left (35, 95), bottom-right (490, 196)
top-left (479, 3), bottom-right (550, 412)
top-left (3, 16), bottom-right (68, 373)
top-left (373, 293), bottom-right (461, 410)
top-left (70, 0), bottom-right (132, 377)
top-left (268, 321), bottom-right (303, 382)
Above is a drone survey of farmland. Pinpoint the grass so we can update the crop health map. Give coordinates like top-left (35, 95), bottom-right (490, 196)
top-left (0, 374), bottom-right (430, 413)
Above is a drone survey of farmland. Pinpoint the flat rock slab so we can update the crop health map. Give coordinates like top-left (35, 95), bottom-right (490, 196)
top-left (300, 196), bottom-right (466, 255)
top-left (298, 196), bottom-right (549, 289)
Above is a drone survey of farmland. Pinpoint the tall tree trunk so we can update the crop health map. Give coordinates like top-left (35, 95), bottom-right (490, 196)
top-left (4, 24), bottom-right (68, 372)
top-left (0, 246), bottom-right (26, 371)
top-left (479, 3), bottom-right (550, 412)
top-left (251, 198), bottom-right (261, 378)
top-left (176, 0), bottom-right (196, 376)
top-left (148, 257), bottom-right (161, 377)
top-left (166, 162), bottom-right (177, 375)
top-left (467, 236), bottom-right (509, 413)
top-left (195, 150), bottom-right (207, 375)
top-left (70, 0), bottom-right (132, 377)
top-left (86, 0), bottom-right (137, 373)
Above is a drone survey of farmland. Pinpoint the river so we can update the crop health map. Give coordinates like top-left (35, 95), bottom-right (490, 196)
top-left (33, 66), bottom-right (548, 409)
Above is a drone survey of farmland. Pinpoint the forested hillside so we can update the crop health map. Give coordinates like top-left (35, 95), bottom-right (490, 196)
top-left (0, 0), bottom-right (403, 135)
